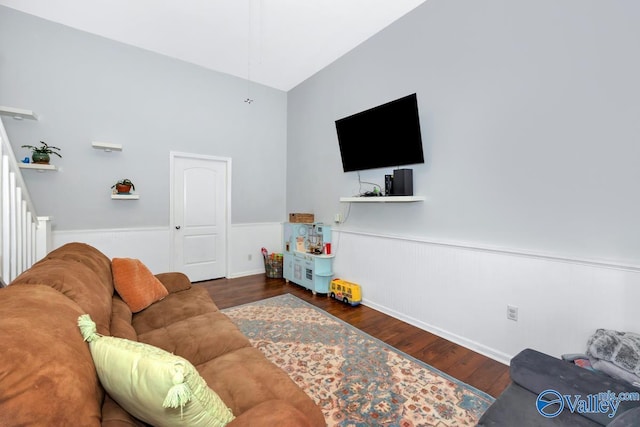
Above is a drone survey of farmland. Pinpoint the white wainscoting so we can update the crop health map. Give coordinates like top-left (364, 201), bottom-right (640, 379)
top-left (53, 227), bottom-right (171, 274)
top-left (227, 222), bottom-right (283, 278)
top-left (52, 222), bottom-right (283, 279)
top-left (331, 229), bottom-right (640, 365)
top-left (52, 224), bottom-right (639, 365)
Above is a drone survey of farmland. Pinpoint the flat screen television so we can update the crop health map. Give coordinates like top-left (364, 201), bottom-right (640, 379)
top-left (335, 93), bottom-right (424, 172)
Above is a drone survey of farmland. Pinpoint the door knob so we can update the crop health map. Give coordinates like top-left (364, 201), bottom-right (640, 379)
top-left (175, 226), bottom-right (181, 230)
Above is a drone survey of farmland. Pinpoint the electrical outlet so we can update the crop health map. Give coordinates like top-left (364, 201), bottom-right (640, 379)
top-left (334, 213), bottom-right (342, 223)
top-left (248, 254), bottom-right (252, 261)
top-left (507, 305), bottom-right (518, 321)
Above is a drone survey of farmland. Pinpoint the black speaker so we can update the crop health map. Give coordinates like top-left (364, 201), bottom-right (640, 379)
top-left (384, 175), bottom-right (393, 196)
top-left (390, 169), bottom-right (413, 196)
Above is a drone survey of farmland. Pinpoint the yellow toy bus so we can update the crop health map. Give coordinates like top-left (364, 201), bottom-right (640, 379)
top-left (329, 278), bottom-right (361, 306)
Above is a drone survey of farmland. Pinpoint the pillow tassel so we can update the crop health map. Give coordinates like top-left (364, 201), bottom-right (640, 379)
top-left (163, 364), bottom-right (192, 418)
top-left (77, 314), bottom-right (100, 342)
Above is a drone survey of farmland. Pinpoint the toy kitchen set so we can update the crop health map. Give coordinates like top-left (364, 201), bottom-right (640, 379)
top-left (283, 220), bottom-right (334, 294)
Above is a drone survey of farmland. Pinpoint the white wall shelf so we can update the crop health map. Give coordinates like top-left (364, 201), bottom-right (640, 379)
top-left (111, 194), bottom-right (140, 200)
top-left (340, 196), bottom-right (425, 203)
top-left (92, 141), bottom-right (122, 152)
top-left (0, 106), bottom-right (38, 120)
top-left (18, 163), bottom-right (57, 172)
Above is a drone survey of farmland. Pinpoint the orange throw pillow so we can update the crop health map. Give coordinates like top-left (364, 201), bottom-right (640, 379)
top-left (112, 258), bottom-right (169, 313)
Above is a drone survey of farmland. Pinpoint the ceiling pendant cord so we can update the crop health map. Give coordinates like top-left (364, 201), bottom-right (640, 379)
top-left (244, 0), bottom-right (261, 104)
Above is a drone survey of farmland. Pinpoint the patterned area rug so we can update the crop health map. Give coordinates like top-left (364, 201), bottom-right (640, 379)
top-left (222, 294), bottom-right (494, 426)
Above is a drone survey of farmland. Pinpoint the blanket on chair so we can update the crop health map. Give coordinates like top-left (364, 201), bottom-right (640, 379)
top-left (586, 329), bottom-right (640, 378)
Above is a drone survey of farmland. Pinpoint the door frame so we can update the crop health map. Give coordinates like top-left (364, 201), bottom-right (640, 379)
top-left (169, 151), bottom-right (232, 278)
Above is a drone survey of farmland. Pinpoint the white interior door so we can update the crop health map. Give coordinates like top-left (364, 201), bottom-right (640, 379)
top-left (171, 153), bottom-right (229, 281)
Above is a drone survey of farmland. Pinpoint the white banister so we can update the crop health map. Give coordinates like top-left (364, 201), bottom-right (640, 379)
top-left (0, 115), bottom-right (49, 283)
top-left (1, 154), bottom-right (8, 278)
top-left (9, 171), bottom-right (17, 280)
top-left (36, 216), bottom-right (52, 261)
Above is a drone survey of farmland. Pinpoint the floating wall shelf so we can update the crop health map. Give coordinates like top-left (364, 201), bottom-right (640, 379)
top-left (19, 163), bottom-right (57, 172)
top-left (0, 106), bottom-right (38, 120)
top-left (92, 141), bottom-right (122, 152)
top-left (111, 194), bottom-right (139, 200)
top-left (340, 196), bottom-right (425, 203)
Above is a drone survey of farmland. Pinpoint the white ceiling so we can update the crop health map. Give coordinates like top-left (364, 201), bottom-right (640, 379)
top-left (0, 0), bottom-right (426, 91)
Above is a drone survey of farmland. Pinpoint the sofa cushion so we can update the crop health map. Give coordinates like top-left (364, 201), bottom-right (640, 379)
top-left (0, 285), bottom-right (103, 426)
top-left (78, 314), bottom-right (235, 427)
top-left (132, 285), bottom-right (219, 334)
top-left (112, 258), bottom-right (169, 313)
top-left (138, 310), bottom-right (253, 366)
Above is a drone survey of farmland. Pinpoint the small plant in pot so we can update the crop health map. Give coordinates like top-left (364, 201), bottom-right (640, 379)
top-left (111, 179), bottom-right (135, 194)
top-left (21, 141), bottom-right (62, 164)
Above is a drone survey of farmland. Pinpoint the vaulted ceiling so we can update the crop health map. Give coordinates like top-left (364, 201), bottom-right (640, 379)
top-left (0, 0), bottom-right (426, 91)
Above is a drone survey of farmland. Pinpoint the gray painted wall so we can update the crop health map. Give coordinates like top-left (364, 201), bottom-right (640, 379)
top-left (287, 0), bottom-right (640, 266)
top-left (0, 6), bottom-right (287, 230)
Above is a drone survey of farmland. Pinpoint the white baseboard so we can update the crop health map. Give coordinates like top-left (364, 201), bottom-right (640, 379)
top-left (363, 299), bottom-right (512, 365)
top-left (226, 268), bottom-right (266, 279)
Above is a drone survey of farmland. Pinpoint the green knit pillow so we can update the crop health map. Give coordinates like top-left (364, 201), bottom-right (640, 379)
top-left (78, 314), bottom-right (234, 427)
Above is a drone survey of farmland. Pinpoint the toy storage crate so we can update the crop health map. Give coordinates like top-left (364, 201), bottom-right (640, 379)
top-left (289, 213), bottom-right (314, 223)
top-left (264, 256), bottom-right (283, 278)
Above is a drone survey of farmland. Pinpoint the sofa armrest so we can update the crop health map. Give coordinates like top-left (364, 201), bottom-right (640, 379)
top-left (154, 272), bottom-right (192, 293)
top-left (227, 400), bottom-right (317, 427)
top-left (511, 349), bottom-right (640, 425)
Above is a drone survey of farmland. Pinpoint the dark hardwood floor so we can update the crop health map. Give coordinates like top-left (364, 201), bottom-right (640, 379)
top-left (198, 274), bottom-right (511, 398)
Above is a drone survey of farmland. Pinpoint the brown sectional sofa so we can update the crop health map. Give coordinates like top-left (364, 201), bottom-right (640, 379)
top-left (0, 242), bottom-right (325, 426)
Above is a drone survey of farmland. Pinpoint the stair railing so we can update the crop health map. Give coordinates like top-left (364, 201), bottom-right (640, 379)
top-left (0, 116), bottom-right (50, 283)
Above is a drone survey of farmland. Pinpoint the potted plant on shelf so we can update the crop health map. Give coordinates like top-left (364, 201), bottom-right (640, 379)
top-left (21, 141), bottom-right (62, 164)
top-left (111, 179), bottom-right (135, 194)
